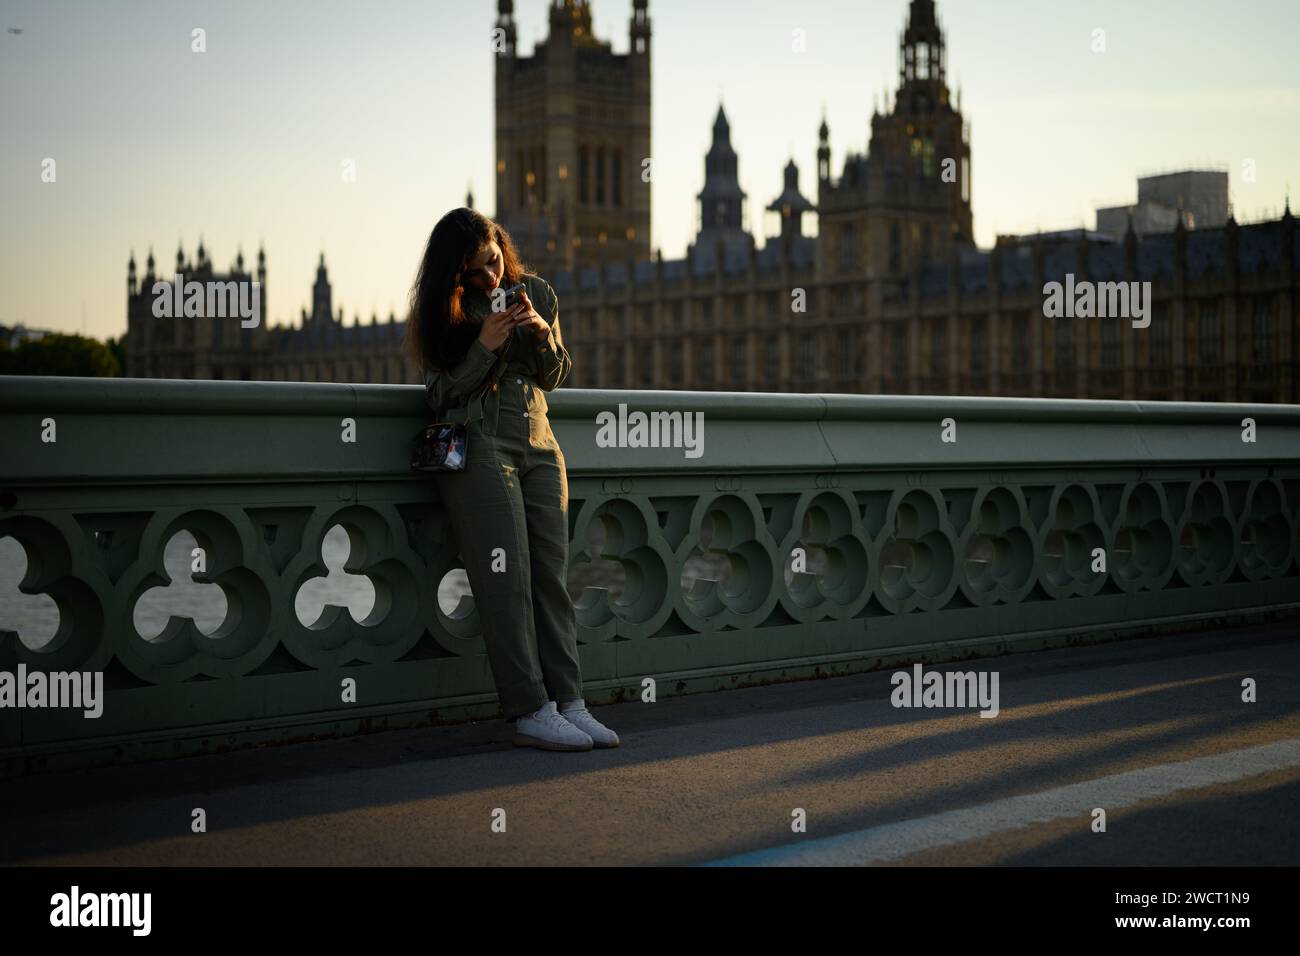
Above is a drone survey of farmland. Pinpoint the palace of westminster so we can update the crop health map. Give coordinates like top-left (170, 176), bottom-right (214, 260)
top-left (125, 0), bottom-right (1298, 404)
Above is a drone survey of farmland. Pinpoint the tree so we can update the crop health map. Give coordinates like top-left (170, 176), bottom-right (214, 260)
top-left (0, 333), bottom-right (121, 377)
top-left (105, 334), bottom-right (127, 373)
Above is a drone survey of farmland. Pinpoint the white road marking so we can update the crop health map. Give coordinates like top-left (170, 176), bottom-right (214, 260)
top-left (700, 737), bottom-right (1300, 866)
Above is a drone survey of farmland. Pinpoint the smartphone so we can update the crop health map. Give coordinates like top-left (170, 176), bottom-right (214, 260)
top-left (501, 283), bottom-right (526, 311)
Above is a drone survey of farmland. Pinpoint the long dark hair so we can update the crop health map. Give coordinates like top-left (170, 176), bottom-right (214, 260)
top-left (404, 207), bottom-right (530, 373)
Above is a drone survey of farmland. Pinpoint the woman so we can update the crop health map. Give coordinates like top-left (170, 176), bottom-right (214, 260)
top-left (404, 207), bottom-right (618, 752)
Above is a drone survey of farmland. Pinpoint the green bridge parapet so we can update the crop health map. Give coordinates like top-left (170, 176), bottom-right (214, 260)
top-left (2, 375), bottom-right (1299, 774)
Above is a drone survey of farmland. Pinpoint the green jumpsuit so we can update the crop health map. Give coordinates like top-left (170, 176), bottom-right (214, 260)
top-left (424, 273), bottom-right (583, 721)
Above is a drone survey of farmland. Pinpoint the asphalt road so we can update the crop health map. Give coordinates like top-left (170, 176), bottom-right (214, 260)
top-left (2, 618), bottom-right (1298, 866)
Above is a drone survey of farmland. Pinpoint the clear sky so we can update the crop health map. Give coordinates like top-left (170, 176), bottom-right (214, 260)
top-left (1, 0), bottom-right (1297, 340)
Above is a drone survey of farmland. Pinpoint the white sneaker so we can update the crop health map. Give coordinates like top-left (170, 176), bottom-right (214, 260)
top-left (558, 699), bottom-right (620, 748)
top-left (512, 701), bottom-right (593, 751)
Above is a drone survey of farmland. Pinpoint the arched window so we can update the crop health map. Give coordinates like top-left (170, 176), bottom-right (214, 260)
top-left (799, 336), bottom-right (815, 383)
top-left (1198, 301), bottom-right (1221, 365)
top-left (1011, 314), bottom-right (1029, 368)
top-left (839, 224), bottom-right (857, 271)
top-left (970, 318), bottom-right (987, 374)
top-left (891, 325), bottom-right (908, 379)
top-left (699, 338), bottom-right (715, 385)
top-left (1101, 318), bottom-right (1120, 369)
top-left (1151, 304), bottom-right (1170, 367)
top-left (931, 322), bottom-right (946, 376)
top-left (1252, 297), bottom-right (1274, 363)
top-left (1055, 317), bottom-right (1073, 369)
top-left (838, 328), bottom-right (855, 379)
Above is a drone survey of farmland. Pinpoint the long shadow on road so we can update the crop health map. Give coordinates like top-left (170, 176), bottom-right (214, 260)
top-left (1, 619), bottom-right (1296, 864)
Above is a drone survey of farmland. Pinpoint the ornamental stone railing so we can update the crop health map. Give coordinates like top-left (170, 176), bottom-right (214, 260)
top-left (2, 375), bottom-right (1299, 774)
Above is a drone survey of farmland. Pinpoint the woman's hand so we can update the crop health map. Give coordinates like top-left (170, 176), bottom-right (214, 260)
top-left (511, 291), bottom-right (552, 341)
top-left (476, 297), bottom-right (526, 351)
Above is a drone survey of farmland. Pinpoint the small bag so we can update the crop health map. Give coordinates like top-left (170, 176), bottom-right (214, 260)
top-left (410, 351), bottom-right (509, 472)
top-left (410, 420), bottom-right (468, 472)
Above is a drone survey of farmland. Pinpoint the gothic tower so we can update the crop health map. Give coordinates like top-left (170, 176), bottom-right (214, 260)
top-left (310, 253), bottom-right (333, 325)
top-left (818, 0), bottom-right (972, 282)
top-left (494, 0), bottom-right (652, 276)
top-left (690, 104), bottom-right (754, 267)
top-left (766, 157), bottom-right (816, 255)
top-left (884, 0), bottom-right (972, 243)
